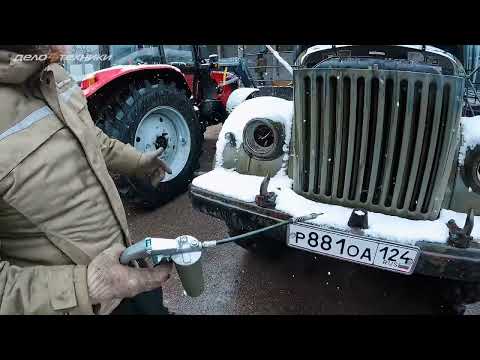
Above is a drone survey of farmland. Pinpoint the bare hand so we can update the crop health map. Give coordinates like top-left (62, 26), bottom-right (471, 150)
top-left (137, 147), bottom-right (172, 187)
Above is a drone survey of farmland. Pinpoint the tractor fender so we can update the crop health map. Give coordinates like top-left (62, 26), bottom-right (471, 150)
top-left (226, 87), bottom-right (259, 114)
top-left (82, 64), bottom-right (192, 99)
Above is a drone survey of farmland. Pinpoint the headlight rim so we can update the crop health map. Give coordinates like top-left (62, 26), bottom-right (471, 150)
top-left (242, 117), bottom-right (285, 161)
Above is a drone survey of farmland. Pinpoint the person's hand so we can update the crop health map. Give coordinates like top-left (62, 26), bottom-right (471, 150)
top-left (87, 244), bottom-right (173, 304)
top-left (137, 147), bottom-right (172, 187)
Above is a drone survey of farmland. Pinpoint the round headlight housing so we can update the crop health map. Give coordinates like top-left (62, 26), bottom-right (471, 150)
top-left (242, 118), bottom-right (285, 161)
top-left (461, 145), bottom-right (480, 193)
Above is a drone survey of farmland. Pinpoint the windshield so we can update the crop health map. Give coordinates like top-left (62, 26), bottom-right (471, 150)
top-left (110, 45), bottom-right (162, 66)
top-left (163, 45), bottom-right (194, 64)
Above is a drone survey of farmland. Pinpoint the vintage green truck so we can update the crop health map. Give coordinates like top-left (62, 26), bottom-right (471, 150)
top-left (190, 45), bottom-right (480, 313)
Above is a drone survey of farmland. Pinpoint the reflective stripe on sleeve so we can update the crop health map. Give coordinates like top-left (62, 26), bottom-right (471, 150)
top-left (0, 106), bottom-right (54, 142)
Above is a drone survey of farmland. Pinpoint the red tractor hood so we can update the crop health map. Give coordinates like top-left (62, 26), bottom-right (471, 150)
top-left (82, 64), bottom-right (184, 98)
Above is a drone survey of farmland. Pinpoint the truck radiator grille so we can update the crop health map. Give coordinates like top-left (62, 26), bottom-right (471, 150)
top-left (293, 68), bottom-right (464, 220)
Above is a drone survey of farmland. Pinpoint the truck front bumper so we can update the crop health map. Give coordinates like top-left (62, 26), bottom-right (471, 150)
top-left (191, 185), bottom-right (480, 282)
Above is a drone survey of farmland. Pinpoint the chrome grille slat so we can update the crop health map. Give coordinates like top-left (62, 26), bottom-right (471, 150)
top-left (293, 68), bottom-right (463, 221)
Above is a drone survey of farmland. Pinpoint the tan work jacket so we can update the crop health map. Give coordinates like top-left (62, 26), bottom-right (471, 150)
top-left (0, 50), bottom-right (143, 314)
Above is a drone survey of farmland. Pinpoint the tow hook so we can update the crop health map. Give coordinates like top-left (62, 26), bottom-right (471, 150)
top-left (447, 209), bottom-right (475, 248)
top-left (255, 175), bottom-right (277, 209)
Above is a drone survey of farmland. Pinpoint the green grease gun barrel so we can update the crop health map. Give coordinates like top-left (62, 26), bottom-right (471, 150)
top-left (171, 235), bottom-right (204, 297)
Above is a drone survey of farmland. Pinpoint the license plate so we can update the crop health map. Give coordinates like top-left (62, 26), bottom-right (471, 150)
top-left (287, 223), bottom-right (420, 274)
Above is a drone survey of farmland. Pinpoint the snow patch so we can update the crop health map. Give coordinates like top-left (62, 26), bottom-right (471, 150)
top-left (459, 116), bottom-right (480, 165)
top-left (215, 97), bottom-right (294, 168)
top-left (192, 168), bottom-right (480, 245)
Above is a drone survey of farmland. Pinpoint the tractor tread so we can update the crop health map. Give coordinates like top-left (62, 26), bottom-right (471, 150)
top-left (93, 78), bottom-right (203, 208)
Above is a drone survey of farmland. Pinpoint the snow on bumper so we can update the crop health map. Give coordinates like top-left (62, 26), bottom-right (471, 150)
top-left (192, 168), bottom-right (480, 246)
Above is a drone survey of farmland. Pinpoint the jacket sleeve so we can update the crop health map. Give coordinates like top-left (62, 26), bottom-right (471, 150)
top-left (94, 126), bottom-right (143, 177)
top-left (0, 259), bottom-right (95, 315)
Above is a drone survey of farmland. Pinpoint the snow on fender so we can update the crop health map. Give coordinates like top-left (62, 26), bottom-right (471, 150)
top-left (459, 115), bottom-right (480, 165)
top-left (226, 88), bottom-right (259, 114)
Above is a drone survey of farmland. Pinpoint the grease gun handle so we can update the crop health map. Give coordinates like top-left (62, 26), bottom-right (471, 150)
top-left (119, 237), bottom-right (191, 265)
top-left (120, 239), bottom-right (152, 265)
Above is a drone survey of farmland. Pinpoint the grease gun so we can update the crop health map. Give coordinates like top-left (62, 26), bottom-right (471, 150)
top-left (119, 213), bottom-right (321, 297)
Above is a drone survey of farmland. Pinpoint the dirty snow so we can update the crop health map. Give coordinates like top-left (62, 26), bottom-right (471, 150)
top-left (192, 168), bottom-right (480, 245)
top-left (459, 116), bottom-right (480, 165)
top-left (215, 97), bottom-right (294, 167)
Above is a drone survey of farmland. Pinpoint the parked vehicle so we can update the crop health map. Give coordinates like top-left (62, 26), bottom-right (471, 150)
top-left (79, 45), bottom-right (249, 207)
top-left (190, 45), bottom-right (480, 313)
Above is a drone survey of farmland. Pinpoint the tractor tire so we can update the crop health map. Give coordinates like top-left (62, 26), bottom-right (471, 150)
top-left (95, 79), bottom-right (202, 208)
top-left (226, 222), bottom-right (287, 260)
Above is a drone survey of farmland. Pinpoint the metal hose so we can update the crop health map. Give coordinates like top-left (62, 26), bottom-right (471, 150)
top-left (205, 213), bottom-right (321, 247)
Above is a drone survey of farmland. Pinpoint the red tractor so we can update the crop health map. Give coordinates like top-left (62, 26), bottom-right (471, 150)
top-left (79, 45), bottom-right (241, 208)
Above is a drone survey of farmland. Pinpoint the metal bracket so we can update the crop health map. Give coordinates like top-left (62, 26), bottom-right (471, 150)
top-left (447, 209), bottom-right (475, 249)
top-left (348, 208), bottom-right (369, 229)
top-left (255, 175), bottom-right (277, 209)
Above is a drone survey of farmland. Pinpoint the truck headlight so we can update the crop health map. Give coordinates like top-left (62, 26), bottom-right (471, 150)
top-left (462, 145), bottom-right (480, 193)
top-left (242, 118), bottom-right (285, 161)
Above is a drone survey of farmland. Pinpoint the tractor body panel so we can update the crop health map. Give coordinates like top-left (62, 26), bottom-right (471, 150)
top-left (81, 64), bottom-right (190, 98)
